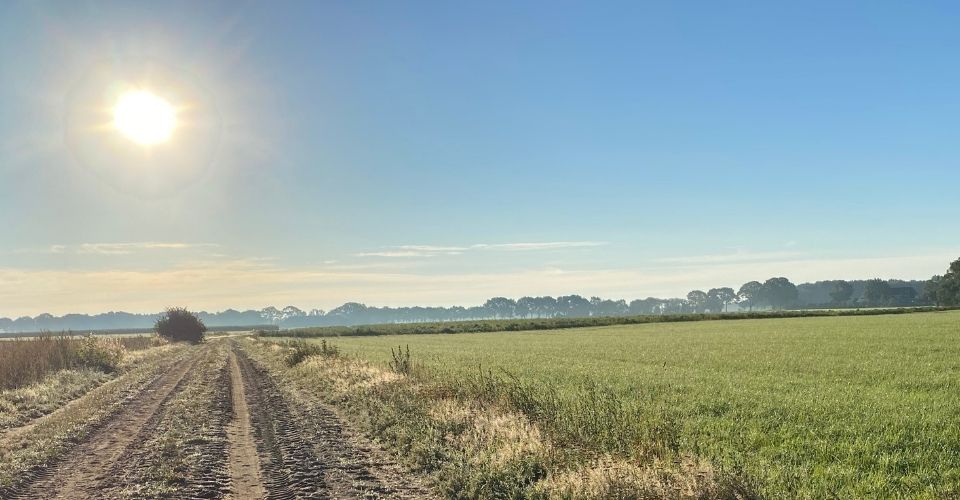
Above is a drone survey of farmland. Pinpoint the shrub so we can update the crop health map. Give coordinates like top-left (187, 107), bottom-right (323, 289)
top-left (284, 339), bottom-right (339, 366)
top-left (75, 335), bottom-right (125, 372)
top-left (154, 307), bottom-right (207, 343)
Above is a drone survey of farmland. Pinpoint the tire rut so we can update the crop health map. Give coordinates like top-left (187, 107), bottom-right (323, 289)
top-left (226, 348), bottom-right (267, 499)
top-left (234, 345), bottom-right (327, 499)
top-left (7, 347), bottom-right (201, 500)
top-left (233, 342), bottom-right (432, 499)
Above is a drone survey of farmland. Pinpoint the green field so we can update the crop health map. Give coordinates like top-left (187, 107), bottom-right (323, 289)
top-left (301, 310), bottom-right (960, 498)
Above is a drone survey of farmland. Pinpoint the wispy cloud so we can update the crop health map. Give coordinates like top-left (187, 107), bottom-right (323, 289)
top-left (78, 242), bottom-right (218, 255)
top-left (355, 241), bottom-right (607, 258)
top-left (473, 241), bottom-right (607, 251)
top-left (653, 250), bottom-right (806, 265)
top-left (14, 242), bottom-right (219, 256)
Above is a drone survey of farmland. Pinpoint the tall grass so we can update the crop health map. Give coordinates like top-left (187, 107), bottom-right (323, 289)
top-left (0, 334), bottom-right (162, 390)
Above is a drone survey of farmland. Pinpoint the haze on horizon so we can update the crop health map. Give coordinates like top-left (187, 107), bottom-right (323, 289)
top-left (1, 1), bottom-right (958, 318)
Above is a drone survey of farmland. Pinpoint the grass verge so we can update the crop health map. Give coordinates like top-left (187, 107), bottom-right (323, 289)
top-left (240, 338), bottom-right (749, 498)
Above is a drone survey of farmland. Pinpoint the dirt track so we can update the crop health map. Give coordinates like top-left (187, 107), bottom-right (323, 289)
top-left (4, 340), bottom-right (430, 499)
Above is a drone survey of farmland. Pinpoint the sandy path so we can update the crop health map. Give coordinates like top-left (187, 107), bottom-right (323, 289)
top-left (226, 349), bottom-right (267, 499)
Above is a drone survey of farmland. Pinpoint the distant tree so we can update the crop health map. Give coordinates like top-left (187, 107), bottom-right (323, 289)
top-left (707, 287), bottom-right (737, 312)
top-left (629, 297), bottom-right (662, 315)
top-left (931, 258), bottom-right (960, 306)
top-left (534, 296), bottom-right (559, 318)
top-left (556, 295), bottom-right (592, 317)
top-left (515, 297), bottom-right (536, 318)
top-left (484, 297), bottom-right (517, 319)
top-left (864, 279), bottom-right (893, 307)
top-left (686, 290), bottom-right (708, 313)
top-left (829, 280), bottom-right (854, 307)
top-left (737, 281), bottom-right (764, 311)
top-left (761, 277), bottom-right (798, 310)
top-left (924, 276), bottom-right (943, 306)
top-left (154, 307), bottom-right (206, 343)
top-left (595, 298), bottom-right (629, 317)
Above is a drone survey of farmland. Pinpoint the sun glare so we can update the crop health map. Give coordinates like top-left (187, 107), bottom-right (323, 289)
top-left (112, 90), bottom-right (176, 146)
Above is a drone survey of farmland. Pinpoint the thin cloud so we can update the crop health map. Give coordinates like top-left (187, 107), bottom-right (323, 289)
top-left (472, 241), bottom-right (608, 251)
top-left (356, 241), bottom-right (607, 258)
top-left (653, 250), bottom-right (806, 265)
top-left (75, 242), bottom-right (218, 255)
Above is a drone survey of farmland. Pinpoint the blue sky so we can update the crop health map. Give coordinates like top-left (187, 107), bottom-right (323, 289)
top-left (1, 1), bottom-right (957, 316)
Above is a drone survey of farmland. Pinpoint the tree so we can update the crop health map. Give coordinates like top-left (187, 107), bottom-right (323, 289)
top-left (154, 307), bottom-right (206, 343)
top-left (864, 279), bottom-right (893, 306)
top-left (556, 295), bottom-right (592, 317)
top-left (515, 297), bottom-right (536, 318)
top-left (829, 280), bottom-right (854, 307)
top-left (930, 257), bottom-right (960, 306)
top-left (737, 281), bottom-right (763, 311)
top-left (686, 290), bottom-right (708, 313)
top-left (924, 276), bottom-right (943, 306)
top-left (629, 297), bottom-right (662, 315)
top-left (761, 277), bottom-right (798, 310)
top-left (707, 287), bottom-right (737, 312)
top-left (484, 297), bottom-right (517, 319)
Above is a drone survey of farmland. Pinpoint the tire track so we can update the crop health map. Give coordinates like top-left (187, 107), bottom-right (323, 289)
top-left (8, 347), bottom-right (201, 500)
top-left (233, 342), bottom-right (432, 499)
top-left (234, 345), bottom-right (327, 499)
top-left (226, 348), bottom-right (267, 499)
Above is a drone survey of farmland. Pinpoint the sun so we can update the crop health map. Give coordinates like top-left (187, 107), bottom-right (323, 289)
top-left (112, 90), bottom-right (176, 146)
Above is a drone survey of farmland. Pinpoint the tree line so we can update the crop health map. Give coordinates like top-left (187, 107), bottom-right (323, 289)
top-left (2, 258), bottom-right (957, 333)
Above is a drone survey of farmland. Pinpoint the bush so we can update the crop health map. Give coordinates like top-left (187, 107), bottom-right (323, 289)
top-left (154, 307), bottom-right (207, 343)
top-left (284, 339), bottom-right (339, 366)
top-left (75, 335), bottom-right (125, 372)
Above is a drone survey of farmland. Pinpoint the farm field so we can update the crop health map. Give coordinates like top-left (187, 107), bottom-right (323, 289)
top-left (289, 310), bottom-right (960, 498)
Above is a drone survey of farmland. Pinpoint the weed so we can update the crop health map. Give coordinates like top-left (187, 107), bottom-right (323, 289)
top-left (389, 344), bottom-right (412, 374)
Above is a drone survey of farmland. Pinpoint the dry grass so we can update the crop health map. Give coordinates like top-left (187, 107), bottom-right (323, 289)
top-left (533, 456), bottom-right (744, 499)
top-left (246, 338), bottom-right (743, 498)
top-left (0, 335), bottom-right (164, 391)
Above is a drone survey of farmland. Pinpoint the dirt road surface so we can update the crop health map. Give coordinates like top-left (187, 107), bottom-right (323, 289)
top-left (3, 340), bottom-right (431, 499)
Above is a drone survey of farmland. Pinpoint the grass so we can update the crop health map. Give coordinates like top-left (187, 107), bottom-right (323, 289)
top-left (283, 310), bottom-right (960, 498)
top-left (266, 306), bottom-right (954, 339)
top-left (0, 334), bottom-right (164, 390)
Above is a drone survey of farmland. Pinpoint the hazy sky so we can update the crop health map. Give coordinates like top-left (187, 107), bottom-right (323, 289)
top-left (1, 1), bottom-right (958, 316)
